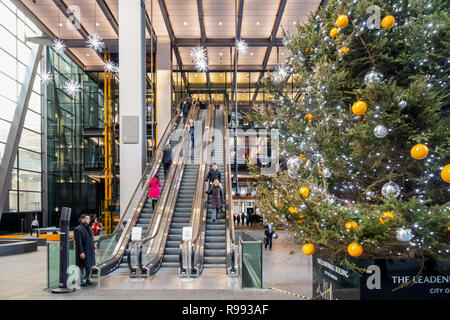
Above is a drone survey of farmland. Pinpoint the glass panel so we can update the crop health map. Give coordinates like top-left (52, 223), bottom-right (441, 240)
top-left (0, 95), bottom-right (16, 121)
top-left (0, 48), bottom-right (17, 80)
top-left (0, 71), bottom-right (18, 102)
top-left (0, 118), bottom-right (11, 143)
top-left (18, 148), bottom-right (41, 171)
top-left (0, 25), bottom-right (17, 57)
top-left (24, 109), bottom-right (41, 132)
top-left (47, 241), bottom-right (76, 289)
top-left (18, 191), bottom-right (41, 211)
top-left (0, 5), bottom-right (17, 35)
top-left (19, 128), bottom-right (41, 152)
top-left (19, 170), bottom-right (41, 191)
top-left (8, 190), bottom-right (18, 212)
top-left (0, 142), bottom-right (4, 162)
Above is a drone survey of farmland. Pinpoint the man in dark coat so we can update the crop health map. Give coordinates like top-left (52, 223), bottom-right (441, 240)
top-left (182, 99), bottom-right (190, 123)
top-left (205, 163), bottom-right (221, 191)
top-left (162, 143), bottom-right (172, 177)
top-left (74, 214), bottom-right (96, 286)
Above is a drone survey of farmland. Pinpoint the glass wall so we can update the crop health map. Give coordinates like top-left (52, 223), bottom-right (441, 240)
top-left (0, 0), bottom-right (43, 215)
top-left (46, 47), bottom-right (104, 227)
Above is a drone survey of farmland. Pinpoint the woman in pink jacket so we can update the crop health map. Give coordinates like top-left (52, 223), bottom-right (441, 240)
top-left (148, 175), bottom-right (161, 210)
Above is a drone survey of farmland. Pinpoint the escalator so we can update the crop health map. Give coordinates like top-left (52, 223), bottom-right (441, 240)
top-left (130, 105), bottom-right (204, 276)
top-left (92, 108), bottom-right (183, 277)
top-left (179, 106), bottom-right (237, 277)
top-left (204, 109), bottom-right (226, 267)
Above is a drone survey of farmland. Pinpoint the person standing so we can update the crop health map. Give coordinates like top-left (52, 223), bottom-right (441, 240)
top-left (241, 212), bottom-right (246, 227)
top-left (236, 214), bottom-right (241, 226)
top-left (74, 214), bottom-right (96, 286)
top-left (264, 223), bottom-right (274, 250)
top-left (188, 118), bottom-right (195, 150)
top-left (206, 179), bottom-right (224, 224)
top-left (91, 218), bottom-right (102, 237)
top-left (31, 216), bottom-right (39, 237)
top-left (162, 143), bottom-right (172, 177)
top-left (148, 175), bottom-right (161, 210)
top-left (182, 99), bottom-right (190, 124)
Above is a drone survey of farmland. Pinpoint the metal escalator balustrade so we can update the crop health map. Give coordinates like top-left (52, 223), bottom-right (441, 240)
top-left (92, 105), bottom-right (183, 277)
top-left (133, 104), bottom-right (201, 276)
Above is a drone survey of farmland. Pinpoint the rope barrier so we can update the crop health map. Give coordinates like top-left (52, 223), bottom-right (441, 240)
top-left (269, 284), bottom-right (333, 300)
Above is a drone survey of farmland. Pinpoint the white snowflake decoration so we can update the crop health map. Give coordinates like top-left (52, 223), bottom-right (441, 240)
top-left (53, 39), bottom-right (66, 54)
top-left (86, 33), bottom-right (105, 52)
top-left (235, 39), bottom-right (248, 55)
top-left (40, 72), bottom-right (53, 85)
top-left (190, 47), bottom-right (209, 72)
top-left (273, 64), bottom-right (289, 83)
top-left (63, 79), bottom-right (81, 97)
top-left (104, 60), bottom-right (119, 74)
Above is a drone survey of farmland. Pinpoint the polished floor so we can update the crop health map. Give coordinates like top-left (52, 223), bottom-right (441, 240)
top-left (0, 230), bottom-right (312, 300)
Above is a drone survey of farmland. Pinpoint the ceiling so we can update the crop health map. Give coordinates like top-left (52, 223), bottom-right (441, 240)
top-left (19, 0), bottom-right (322, 72)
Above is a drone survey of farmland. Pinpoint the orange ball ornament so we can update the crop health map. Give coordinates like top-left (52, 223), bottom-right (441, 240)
top-left (345, 221), bottom-right (358, 231)
top-left (288, 207), bottom-right (299, 214)
top-left (330, 27), bottom-right (339, 38)
top-left (380, 211), bottom-right (395, 224)
top-left (302, 243), bottom-right (315, 255)
top-left (304, 113), bottom-right (313, 122)
top-left (381, 15), bottom-right (395, 29)
top-left (298, 154), bottom-right (307, 165)
top-left (338, 46), bottom-right (350, 57)
top-left (441, 164), bottom-right (450, 183)
top-left (299, 187), bottom-right (310, 198)
top-left (347, 242), bottom-right (363, 257)
top-left (352, 100), bottom-right (367, 116)
top-left (410, 144), bottom-right (429, 160)
top-left (336, 14), bottom-right (349, 28)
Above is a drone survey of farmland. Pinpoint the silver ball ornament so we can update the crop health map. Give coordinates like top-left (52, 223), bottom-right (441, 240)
top-left (381, 181), bottom-right (401, 199)
top-left (364, 69), bottom-right (384, 86)
top-left (398, 100), bottom-right (407, 109)
top-left (323, 168), bottom-right (332, 178)
top-left (374, 124), bottom-right (388, 138)
top-left (365, 190), bottom-right (374, 200)
top-left (396, 228), bottom-right (413, 242)
top-left (287, 156), bottom-right (303, 178)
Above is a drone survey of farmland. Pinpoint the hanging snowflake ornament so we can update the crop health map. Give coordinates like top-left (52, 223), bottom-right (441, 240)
top-left (104, 60), bottom-right (119, 74)
top-left (40, 72), bottom-right (53, 85)
top-left (196, 58), bottom-right (209, 72)
top-left (53, 39), bottom-right (66, 54)
top-left (235, 39), bottom-right (248, 55)
top-left (273, 64), bottom-right (289, 83)
top-left (63, 79), bottom-right (81, 98)
top-left (190, 47), bottom-right (207, 62)
top-left (86, 33), bottom-right (105, 52)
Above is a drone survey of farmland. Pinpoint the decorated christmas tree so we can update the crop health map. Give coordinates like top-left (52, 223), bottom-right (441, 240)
top-left (248, 0), bottom-right (449, 267)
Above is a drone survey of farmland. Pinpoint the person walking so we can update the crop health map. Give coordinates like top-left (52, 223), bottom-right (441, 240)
top-left (205, 163), bottom-right (221, 191)
top-left (206, 179), bottom-right (224, 224)
top-left (264, 223), bottom-right (274, 250)
top-left (91, 218), bottom-right (102, 237)
top-left (74, 214), bottom-right (96, 286)
top-left (148, 175), bottom-right (161, 210)
top-left (182, 99), bottom-right (190, 124)
top-left (236, 214), bottom-right (241, 226)
top-left (162, 143), bottom-right (172, 177)
top-left (188, 118), bottom-right (195, 150)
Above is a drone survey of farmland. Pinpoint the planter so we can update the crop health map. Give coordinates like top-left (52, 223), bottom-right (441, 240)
top-left (312, 253), bottom-right (449, 300)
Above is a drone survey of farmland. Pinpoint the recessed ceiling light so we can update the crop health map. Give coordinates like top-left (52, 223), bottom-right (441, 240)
top-left (293, 21), bottom-right (296, 25)
top-left (218, 21), bottom-right (223, 26)
top-left (281, 52), bottom-right (284, 55)
top-left (256, 21), bottom-right (260, 26)
top-left (86, 53), bottom-right (90, 56)
top-left (219, 52), bottom-right (223, 56)
top-left (184, 22), bottom-right (188, 26)
top-left (96, 22), bottom-right (100, 27)
top-left (58, 23), bottom-right (63, 27)
top-left (250, 52), bottom-right (254, 55)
